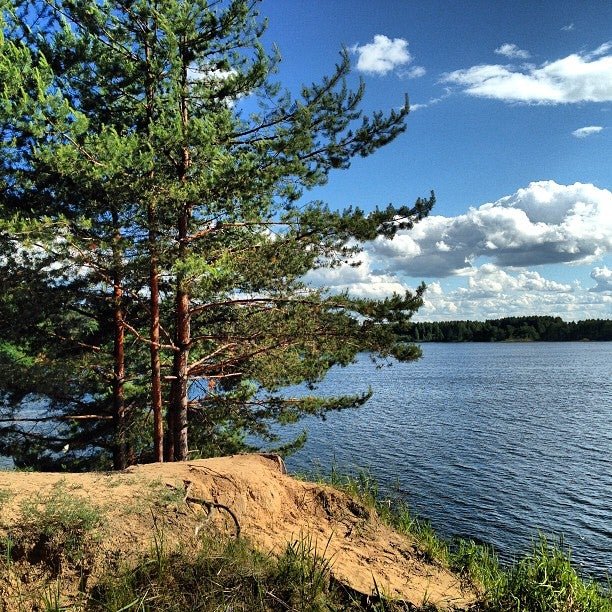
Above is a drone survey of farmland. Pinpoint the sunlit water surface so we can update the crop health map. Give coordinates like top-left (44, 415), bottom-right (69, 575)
top-left (275, 343), bottom-right (612, 580)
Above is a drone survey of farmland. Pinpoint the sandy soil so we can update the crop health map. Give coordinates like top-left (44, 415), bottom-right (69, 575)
top-left (0, 454), bottom-right (475, 609)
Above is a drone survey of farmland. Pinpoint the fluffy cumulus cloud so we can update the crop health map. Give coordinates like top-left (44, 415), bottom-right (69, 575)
top-left (303, 251), bottom-right (409, 300)
top-left (589, 266), bottom-right (612, 293)
top-left (303, 182), bottom-right (612, 320)
top-left (494, 43), bottom-right (531, 59)
top-left (572, 125), bottom-right (603, 138)
top-left (442, 42), bottom-right (612, 104)
top-left (352, 35), bottom-right (412, 76)
top-left (368, 181), bottom-right (612, 277)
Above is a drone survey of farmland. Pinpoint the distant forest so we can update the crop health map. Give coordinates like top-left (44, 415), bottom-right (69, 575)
top-left (402, 316), bottom-right (612, 342)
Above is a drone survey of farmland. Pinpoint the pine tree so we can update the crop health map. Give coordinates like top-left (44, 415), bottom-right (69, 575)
top-left (1, 0), bottom-right (433, 468)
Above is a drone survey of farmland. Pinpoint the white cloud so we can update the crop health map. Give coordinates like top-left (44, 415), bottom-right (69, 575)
top-left (303, 251), bottom-right (410, 299)
top-left (572, 125), bottom-right (604, 138)
top-left (352, 35), bottom-right (412, 76)
top-left (415, 264), bottom-right (611, 322)
top-left (495, 43), bottom-right (531, 59)
top-left (409, 103), bottom-right (428, 112)
top-left (303, 182), bottom-right (612, 320)
top-left (307, 257), bottom-right (611, 321)
top-left (408, 92), bottom-right (450, 112)
top-left (465, 265), bottom-right (573, 296)
top-left (307, 258), bottom-right (611, 322)
top-left (589, 266), bottom-right (612, 293)
top-left (368, 181), bottom-right (612, 278)
top-left (401, 65), bottom-right (426, 79)
top-left (442, 42), bottom-right (612, 104)
top-left (590, 42), bottom-right (612, 58)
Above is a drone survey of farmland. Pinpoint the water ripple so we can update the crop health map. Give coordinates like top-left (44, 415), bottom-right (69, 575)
top-left (280, 342), bottom-right (612, 581)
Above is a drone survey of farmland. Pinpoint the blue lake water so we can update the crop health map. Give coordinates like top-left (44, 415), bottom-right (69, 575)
top-left (274, 342), bottom-right (612, 580)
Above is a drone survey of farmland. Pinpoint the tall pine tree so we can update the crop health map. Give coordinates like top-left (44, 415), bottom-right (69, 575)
top-left (1, 0), bottom-right (433, 468)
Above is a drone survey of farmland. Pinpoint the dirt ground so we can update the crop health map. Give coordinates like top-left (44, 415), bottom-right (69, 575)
top-left (0, 454), bottom-right (476, 609)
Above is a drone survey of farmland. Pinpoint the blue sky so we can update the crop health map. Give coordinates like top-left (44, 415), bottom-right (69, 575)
top-left (259, 0), bottom-right (611, 321)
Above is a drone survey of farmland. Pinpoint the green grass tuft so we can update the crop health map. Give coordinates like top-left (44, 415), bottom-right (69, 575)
top-left (480, 535), bottom-right (612, 611)
top-left (18, 481), bottom-right (105, 568)
top-left (274, 534), bottom-right (335, 609)
top-left (0, 487), bottom-right (12, 509)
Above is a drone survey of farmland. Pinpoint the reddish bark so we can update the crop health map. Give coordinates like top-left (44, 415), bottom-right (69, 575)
top-left (112, 226), bottom-right (127, 470)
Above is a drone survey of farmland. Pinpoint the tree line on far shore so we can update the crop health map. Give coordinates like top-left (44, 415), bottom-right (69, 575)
top-left (401, 316), bottom-right (612, 343)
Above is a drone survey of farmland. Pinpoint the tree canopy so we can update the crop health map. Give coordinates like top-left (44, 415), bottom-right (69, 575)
top-left (0, 0), bottom-right (433, 470)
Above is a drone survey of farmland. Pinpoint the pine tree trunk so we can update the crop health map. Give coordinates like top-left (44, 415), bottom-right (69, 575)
top-left (169, 206), bottom-right (190, 461)
top-left (165, 408), bottom-right (175, 461)
top-left (111, 223), bottom-right (127, 470)
top-left (171, 274), bottom-right (190, 461)
top-left (145, 34), bottom-right (164, 463)
top-left (168, 44), bottom-right (192, 462)
top-left (149, 234), bottom-right (164, 462)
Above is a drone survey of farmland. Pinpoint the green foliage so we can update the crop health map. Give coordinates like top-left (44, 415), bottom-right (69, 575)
top-left (449, 538), bottom-right (501, 592)
top-left (480, 535), bottom-right (612, 612)
top-left (0, 0), bottom-right (431, 468)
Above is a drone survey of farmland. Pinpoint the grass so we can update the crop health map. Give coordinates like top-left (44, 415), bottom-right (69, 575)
top-left (16, 481), bottom-right (105, 569)
top-left (275, 534), bottom-right (336, 610)
top-left (90, 533), bottom-right (383, 611)
top-left (480, 535), bottom-right (612, 611)
top-left (146, 478), bottom-right (187, 507)
top-left (0, 487), bottom-right (13, 509)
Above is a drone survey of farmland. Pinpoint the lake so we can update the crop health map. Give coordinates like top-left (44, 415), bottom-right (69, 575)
top-left (275, 342), bottom-right (612, 580)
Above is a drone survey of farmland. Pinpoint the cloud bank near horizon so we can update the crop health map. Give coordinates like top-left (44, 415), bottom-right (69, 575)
top-left (304, 181), bottom-right (612, 320)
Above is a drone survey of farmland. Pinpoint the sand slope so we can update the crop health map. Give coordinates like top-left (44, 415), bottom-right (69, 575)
top-left (0, 454), bottom-right (475, 609)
